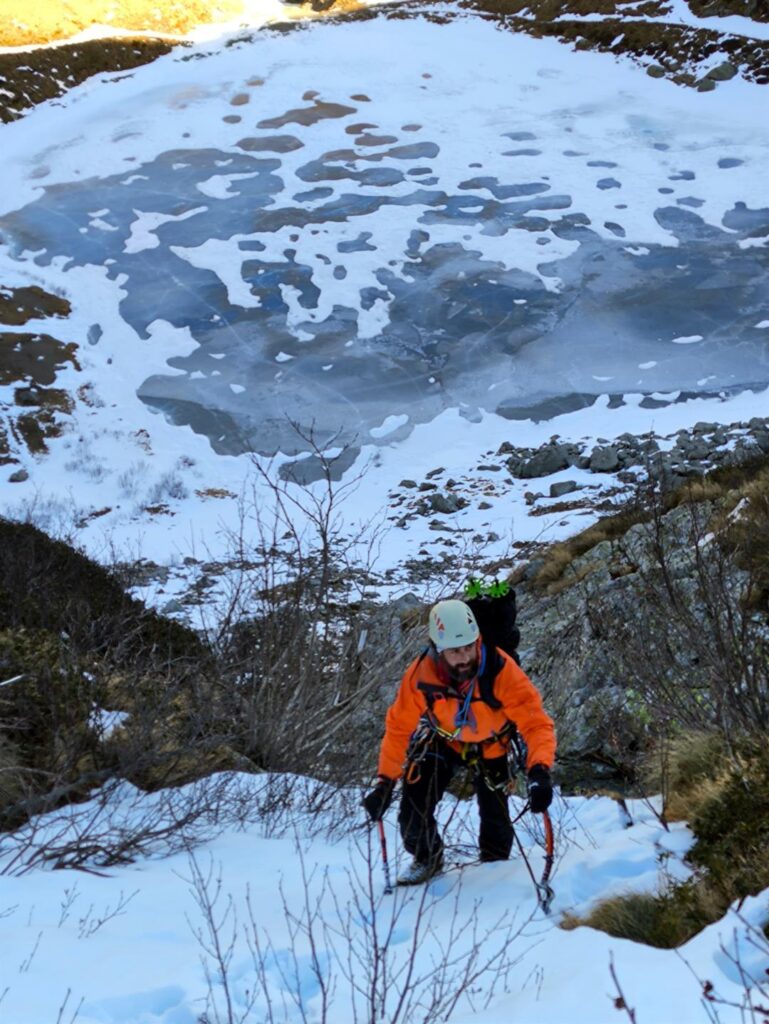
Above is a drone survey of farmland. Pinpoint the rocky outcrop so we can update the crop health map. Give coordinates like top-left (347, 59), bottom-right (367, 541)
top-left (500, 417), bottom-right (769, 490)
top-left (512, 484), bottom-right (760, 790)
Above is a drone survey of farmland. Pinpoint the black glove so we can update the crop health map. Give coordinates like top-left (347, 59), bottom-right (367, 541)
top-left (362, 776), bottom-right (395, 822)
top-left (527, 764), bottom-right (553, 814)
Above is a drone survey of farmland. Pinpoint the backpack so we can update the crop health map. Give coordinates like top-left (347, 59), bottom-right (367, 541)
top-left (465, 580), bottom-right (520, 664)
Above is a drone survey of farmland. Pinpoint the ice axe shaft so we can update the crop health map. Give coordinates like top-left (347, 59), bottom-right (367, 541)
top-left (377, 819), bottom-right (393, 895)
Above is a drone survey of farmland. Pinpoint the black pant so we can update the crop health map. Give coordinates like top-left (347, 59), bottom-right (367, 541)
top-left (398, 740), bottom-right (513, 865)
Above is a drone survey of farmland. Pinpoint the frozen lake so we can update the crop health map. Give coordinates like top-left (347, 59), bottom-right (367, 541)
top-left (1, 15), bottom-right (768, 459)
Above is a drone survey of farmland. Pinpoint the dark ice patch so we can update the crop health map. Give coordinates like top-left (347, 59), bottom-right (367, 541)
top-left (502, 149), bottom-right (542, 157)
top-left (292, 187), bottom-right (335, 202)
top-left (654, 206), bottom-right (726, 242)
top-left (587, 160), bottom-right (618, 168)
top-left (718, 158), bottom-right (744, 169)
top-left (670, 170), bottom-right (695, 181)
top-left (721, 201), bottom-right (769, 236)
top-left (295, 159), bottom-right (404, 186)
top-left (386, 142), bottom-right (440, 160)
top-left (677, 197), bottom-right (705, 208)
top-left (458, 178), bottom-right (550, 199)
top-left (356, 134), bottom-right (399, 146)
top-left (236, 135), bottom-right (304, 152)
top-left (257, 100), bottom-right (357, 130)
top-left (503, 131), bottom-right (537, 140)
top-left (597, 178), bottom-right (622, 189)
top-left (604, 222), bottom-right (626, 237)
top-left (337, 231), bottom-right (376, 253)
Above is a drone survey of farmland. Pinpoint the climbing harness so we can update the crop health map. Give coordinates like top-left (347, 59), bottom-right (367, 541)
top-left (402, 716), bottom-right (556, 913)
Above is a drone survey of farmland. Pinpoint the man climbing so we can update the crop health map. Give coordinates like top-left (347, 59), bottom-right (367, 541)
top-left (363, 598), bottom-right (556, 885)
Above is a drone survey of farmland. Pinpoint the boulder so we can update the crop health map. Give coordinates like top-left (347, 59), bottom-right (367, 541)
top-left (589, 445), bottom-right (620, 472)
top-left (519, 444), bottom-right (572, 478)
top-left (428, 492), bottom-right (463, 514)
top-left (549, 480), bottom-right (579, 498)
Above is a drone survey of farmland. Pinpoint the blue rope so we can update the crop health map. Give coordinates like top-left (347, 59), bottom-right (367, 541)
top-left (454, 644), bottom-right (485, 730)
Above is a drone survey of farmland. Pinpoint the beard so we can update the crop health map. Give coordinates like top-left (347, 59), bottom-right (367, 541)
top-left (444, 654), bottom-right (479, 685)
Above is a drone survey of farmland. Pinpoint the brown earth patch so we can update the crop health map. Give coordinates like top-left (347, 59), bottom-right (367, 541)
top-left (0, 332), bottom-right (80, 387)
top-left (0, 38), bottom-right (175, 123)
top-left (0, 286), bottom-right (71, 325)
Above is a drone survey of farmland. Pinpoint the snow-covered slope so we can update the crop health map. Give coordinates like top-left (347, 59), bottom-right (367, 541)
top-left (3, 772), bottom-right (764, 1024)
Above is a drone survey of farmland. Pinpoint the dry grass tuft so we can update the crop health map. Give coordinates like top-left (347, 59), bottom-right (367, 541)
top-left (531, 505), bottom-right (645, 592)
top-left (561, 737), bottom-right (769, 948)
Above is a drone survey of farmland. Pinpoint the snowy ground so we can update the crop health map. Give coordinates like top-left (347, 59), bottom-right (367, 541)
top-left (2, 771), bottom-right (766, 1024)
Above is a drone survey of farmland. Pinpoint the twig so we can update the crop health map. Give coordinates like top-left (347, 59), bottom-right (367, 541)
top-left (609, 954), bottom-right (638, 1023)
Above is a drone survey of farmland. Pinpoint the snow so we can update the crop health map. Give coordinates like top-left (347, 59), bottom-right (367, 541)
top-left (0, 772), bottom-right (764, 1024)
top-left (671, 334), bottom-right (704, 345)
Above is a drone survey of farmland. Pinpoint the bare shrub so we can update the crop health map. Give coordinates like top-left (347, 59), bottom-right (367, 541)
top-left (0, 772), bottom-right (262, 875)
top-left (185, 830), bottom-right (536, 1024)
top-left (201, 426), bottom-right (429, 784)
top-left (145, 470), bottom-right (189, 505)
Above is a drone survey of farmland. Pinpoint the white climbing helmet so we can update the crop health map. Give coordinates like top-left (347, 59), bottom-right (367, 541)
top-left (428, 599), bottom-right (479, 652)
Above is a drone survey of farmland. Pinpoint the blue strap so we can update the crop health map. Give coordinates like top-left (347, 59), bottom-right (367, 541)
top-left (454, 645), bottom-right (485, 730)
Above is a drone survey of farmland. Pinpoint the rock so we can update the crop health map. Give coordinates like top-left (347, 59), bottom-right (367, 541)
top-left (697, 78), bottom-right (717, 92)
top-left (589, 446), bottom-right (620, 472)
top-left (519, 444), bottom-right (572, 478)
top-left (496, 442), bottom-right (515, 455)
top-left (425, 467), bottom-right (445, 479)
top-left (399, 479), bottom-right (417, 488)
top-left (706, 61), bottom-right (737, 81)
top-left (428, 492), bottom-right (463, 514)
top-left (418, 482), bottom-right (437, 492)
top-left (505, 454), bottom-right (525, 476)
top-left (8, 469), bottom-right (29, 483)
top-left (549, 480), bottom-right (579, 498)
top-left (478, 500), bottom-right (493, 510)
top-left (647, 65), bottom-right (666, 78)
top-left (675, 435), bottom-right (711, 461)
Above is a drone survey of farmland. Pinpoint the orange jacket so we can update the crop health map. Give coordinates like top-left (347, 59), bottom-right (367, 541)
top-left (377, 643), bottom-right (556, 781)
